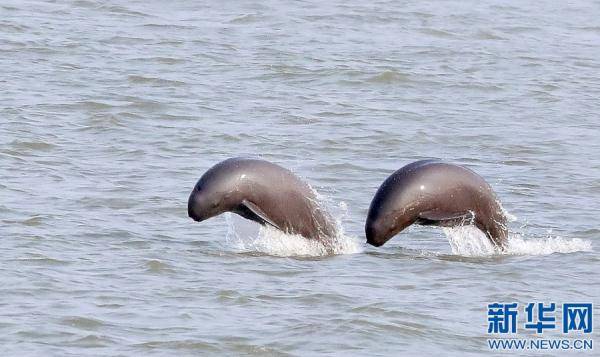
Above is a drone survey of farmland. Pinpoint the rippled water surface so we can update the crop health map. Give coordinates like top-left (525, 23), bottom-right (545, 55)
top-left (1, 0), bottom-right (599, 355)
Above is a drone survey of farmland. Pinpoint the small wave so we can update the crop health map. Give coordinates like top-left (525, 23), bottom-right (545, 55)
top-left (127, 75), bottom-right (186, 86)
top-left (419, 28), bottom-right (456, 38)
top-left (367, 70), bottom-right (411, 84)
top-left (443, 226), bottom-right (592, 257)
top-left (144, 259), bottom-right (174, 273)
top-left (224, 214), bottom-right (362, 257)
top-left (474, 30), bottom-right (506, 40)
top-left (10, 139), bottom-right (56, 151)
top-left (61, 316), bottom-right (105, 330)
top-left (229, 14), bottom-right (263, 24)
top-left (14, 256), bottom-right (70, 266)
top-left (67, 334), bottom-right (113, 347)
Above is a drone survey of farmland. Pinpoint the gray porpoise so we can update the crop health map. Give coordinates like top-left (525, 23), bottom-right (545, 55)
top-left (365, 160), bottom-right (508, 249)
top-left (188, 158), bottom-right (337, 243)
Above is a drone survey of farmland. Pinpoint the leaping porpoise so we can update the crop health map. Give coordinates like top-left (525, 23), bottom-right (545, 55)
top-left (188, 157), bottom-right (337, 242)
top-left (365, 160), bottom-right (508, 250)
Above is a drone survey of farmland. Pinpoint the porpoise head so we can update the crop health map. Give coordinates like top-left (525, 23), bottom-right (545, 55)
top-left (365, 210), bottom-right (416, 247)
top-left (188, 160), bottom-right (246, 223)
top-left (365, 179), bottom-right (420, 247)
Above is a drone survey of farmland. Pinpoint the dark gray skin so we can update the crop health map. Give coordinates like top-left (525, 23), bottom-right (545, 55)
top-left (188, 158), bottom-right (337, 243)
top-left (365, 160), bottom-right (508, 250)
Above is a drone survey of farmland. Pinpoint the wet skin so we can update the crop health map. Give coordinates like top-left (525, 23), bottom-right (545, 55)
top-left (365, 160), bottom-right (508, 250)
top-left (188, 158), bottom-right (337, 242)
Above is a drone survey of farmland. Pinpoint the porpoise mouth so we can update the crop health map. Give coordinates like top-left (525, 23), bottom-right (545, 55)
top-left (365, 219), bottom-right (388, 247)
top-left (188, 207), bottom-right (203, 222)
top-left (366, 237), bottom-right (385, 247)
top-left (188, 196), bottom-right (201, 222)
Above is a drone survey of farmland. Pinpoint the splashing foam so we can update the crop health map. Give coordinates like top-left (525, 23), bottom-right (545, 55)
top-left (443, 226), bottom-right (592, 257)
top-left (224, 211), bottom-right (363, 257)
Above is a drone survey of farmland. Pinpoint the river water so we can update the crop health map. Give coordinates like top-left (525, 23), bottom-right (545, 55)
top-left (1, 0), bottom-right (599, 355)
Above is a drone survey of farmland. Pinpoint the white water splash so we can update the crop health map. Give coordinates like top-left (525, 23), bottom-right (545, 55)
top-left (224, 212), bottom-right (363, 257)
top-left (444, 226), bottom-right (496, 256)
top-left (503, 234), bottom-right (592, 256)
top-left (443, 226), bottom-right (592, 257)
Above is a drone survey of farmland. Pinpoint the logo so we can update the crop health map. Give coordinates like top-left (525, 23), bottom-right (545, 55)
top-left (486, 302), bottom-right (593, 351)
top-left (564, 304), bottom-right (594, 334)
